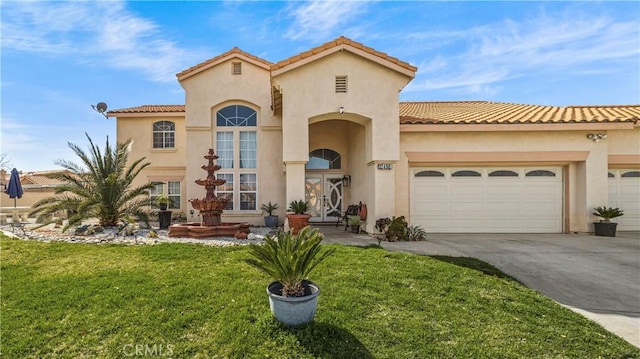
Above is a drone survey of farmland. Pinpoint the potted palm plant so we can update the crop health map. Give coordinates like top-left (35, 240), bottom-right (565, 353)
top-left (286, 200), bottom-right (311, 235)
top-left (155, 195), bottom-right (170, 211)
top-left (246, 227), bottom-right (335, 326)
top-left (347, 215), bottom-right (363, 233)
top-left (261, 202), bottom-right (279, 228)
top-left (593, 206), bottom-right (624, 237)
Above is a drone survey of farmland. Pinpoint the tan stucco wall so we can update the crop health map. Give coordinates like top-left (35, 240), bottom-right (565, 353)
top-left (396, 129), bottom-right (626, 233)
top-left (117, 116), bottom-right (188, 212)
top-left (607, 128), bottom-right (640, 168)
top-left (275, 51), bottom-right (407, 162)
top-left (274, 51), bottom-right (411, 224)
top-left (179, 58), bottom-right (284, 225)
top-left (0, 187), bottom-right (55, 213)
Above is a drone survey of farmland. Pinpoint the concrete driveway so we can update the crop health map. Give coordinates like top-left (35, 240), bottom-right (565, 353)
top-left (318, 226), bottom-right (640, 347)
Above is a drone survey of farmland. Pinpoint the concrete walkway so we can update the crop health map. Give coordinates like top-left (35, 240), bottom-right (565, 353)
top-left (314, 225), bottom-right (640, 348)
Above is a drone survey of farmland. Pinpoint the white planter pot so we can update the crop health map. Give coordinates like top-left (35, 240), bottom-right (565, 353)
top-left (267, 280), bottom-right (320, 326)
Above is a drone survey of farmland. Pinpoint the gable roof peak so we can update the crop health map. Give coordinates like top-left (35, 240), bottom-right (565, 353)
top-left (177, 47), bottom-right (272, 81)
top-left (271, 35), bottom-right (417, 76)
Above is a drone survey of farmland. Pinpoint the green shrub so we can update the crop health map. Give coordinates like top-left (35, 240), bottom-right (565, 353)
top-left (386, 216), bottom-right (408, 241)
top-left (347, 215), bottom-right (363, 226)
top-left (375, 217), bottom-right (391, 233)
top-left (407, 225), bottom-right (427, 241)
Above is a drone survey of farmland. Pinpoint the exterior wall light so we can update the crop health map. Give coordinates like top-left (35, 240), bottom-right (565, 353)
top-left (342, 175), bottom-right (351, 187)
top-left (586, 133), bottom-right (607, 142)
top-left (339, 106), bottom-right (345, 114)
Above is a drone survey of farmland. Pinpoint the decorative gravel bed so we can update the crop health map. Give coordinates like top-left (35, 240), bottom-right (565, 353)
top-left (0, 221), bottom-right (275, 246)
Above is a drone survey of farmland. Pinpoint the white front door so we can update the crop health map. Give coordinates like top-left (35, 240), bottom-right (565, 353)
top-left (305, 174), bottom-right (343, 222)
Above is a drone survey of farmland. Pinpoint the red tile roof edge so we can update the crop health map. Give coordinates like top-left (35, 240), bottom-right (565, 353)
top-left (176, 47), bottom-right (272, 80)
top-left (271, 36), bottom-right (417, 73)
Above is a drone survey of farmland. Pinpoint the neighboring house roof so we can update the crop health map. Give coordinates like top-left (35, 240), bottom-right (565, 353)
top-left (176, 47), bottom-right (273, 81)
top-left (270, 36), bottom-right (417, 77)
top-left (20, 170), bottom-right (70, 188)
top-left (107, 105), bottom-right (185, 118)
top-left (400, 101), bottom-right (640, 125)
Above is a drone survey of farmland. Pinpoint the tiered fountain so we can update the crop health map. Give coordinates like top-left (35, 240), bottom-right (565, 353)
top-left (168, 149), bottom-right (250, 238)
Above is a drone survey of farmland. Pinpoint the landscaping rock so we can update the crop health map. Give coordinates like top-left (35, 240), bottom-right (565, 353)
top-left (0, 222), bottom-right (266, 247)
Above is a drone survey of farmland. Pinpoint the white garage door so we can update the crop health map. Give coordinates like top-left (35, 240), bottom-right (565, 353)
top-left (609, 169), bottom-right (640, 231)
top-left (411, 167), bottom-right (563, 233)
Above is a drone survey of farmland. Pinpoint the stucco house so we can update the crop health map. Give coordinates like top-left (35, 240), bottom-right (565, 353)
top-left (109, 36), bottom-right (640, 234)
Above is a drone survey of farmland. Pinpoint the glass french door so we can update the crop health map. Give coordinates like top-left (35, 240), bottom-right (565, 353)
top-left (305, 174), bottom-right (343, 222)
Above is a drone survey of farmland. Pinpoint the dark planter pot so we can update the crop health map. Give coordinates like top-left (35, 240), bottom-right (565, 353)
top-left (267, 280), bottom-right (320, 326)
top-left (287, 214), bottom-right (311, 235)
top-left (594, 222), bottom-right (618, 237)
top-left (159, 203), bottom-right (168, 211)
top-left (264, 215), bottom-right (279, 228)
top-left (158, 210), bottom-right (172, 229)
top-left (350, 225), bottom-right (360, 234)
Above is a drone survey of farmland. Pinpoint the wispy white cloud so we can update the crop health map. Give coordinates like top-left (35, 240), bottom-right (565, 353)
top-left (1, 1), bottom-right (202, 83)
top-left (404, 10), bottom-right (640, 96)
top-left (284, 1), bottom-right (371, 41)
top-left (0, 117), bottom-right (46, 152)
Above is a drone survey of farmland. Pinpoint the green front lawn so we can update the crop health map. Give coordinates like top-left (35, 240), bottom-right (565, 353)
top-left (2, 235), bottom-right (638, 358)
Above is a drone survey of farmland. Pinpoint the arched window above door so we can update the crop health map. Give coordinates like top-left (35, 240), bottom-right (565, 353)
top-left (306, 149), bottom-right (341, 169)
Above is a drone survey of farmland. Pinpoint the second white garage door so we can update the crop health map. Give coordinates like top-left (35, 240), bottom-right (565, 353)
top-left (609, 169), bottom-right (640, 231)
top-left (411, 167), bottom-right (563, 233)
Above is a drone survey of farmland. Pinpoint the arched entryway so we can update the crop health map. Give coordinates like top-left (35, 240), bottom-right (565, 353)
top-left (305, 148), bottom-right (344, 222)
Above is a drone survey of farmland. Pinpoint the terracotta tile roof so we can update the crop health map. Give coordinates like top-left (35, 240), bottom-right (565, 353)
top-left (20, 170), bottom-right (71, 186)
top-left (176, 47), bottom-right (272, 80)
top-left (271, 36), bottom-right (417, 73)
top-left (399, 101), bottom-right (640, 125)
top-left (108, 105), bottom-right (185, 115)
top-left (108, 102), bottom-right (640, 125)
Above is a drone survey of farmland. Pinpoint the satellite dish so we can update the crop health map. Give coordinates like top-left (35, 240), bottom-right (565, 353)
top-left (95, 102), bottom-right (107, 113)
top-left (91, 102), bottom-right (109, 119)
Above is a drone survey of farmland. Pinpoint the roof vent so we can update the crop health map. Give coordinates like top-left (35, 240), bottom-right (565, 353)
top-left (232, 62), bottom-right (242, 75)
top-left (335, 75), bottom-right (347, 93)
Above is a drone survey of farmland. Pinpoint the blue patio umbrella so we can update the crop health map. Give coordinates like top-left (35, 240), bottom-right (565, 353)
top-left (5, 168), bottom-right (23, 208)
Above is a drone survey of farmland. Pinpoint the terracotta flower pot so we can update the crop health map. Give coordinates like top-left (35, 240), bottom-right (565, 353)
top-left (287, 214), bottom-right (311, 235)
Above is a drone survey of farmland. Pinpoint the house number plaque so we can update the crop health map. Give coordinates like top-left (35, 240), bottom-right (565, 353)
top-left (377, 163), bottom-right (393, 170)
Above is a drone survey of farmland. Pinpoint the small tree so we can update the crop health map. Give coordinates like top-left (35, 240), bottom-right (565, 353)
top-left (0, 153), bottom-right (11, 172)
top-left (30, 134), bottom-right (155, 231)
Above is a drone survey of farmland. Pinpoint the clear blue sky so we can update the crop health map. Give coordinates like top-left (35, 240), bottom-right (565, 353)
top-left (1, 1), bottom-right (639, 172)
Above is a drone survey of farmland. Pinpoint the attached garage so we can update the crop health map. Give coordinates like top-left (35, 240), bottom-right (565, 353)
top-left (411, 167), bottom-right (564, 233)
top-left (608, 169), bottom-right (640, 231)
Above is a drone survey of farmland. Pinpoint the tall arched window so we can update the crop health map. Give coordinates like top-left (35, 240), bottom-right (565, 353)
top-left (215, 105), bottom-right (258, 211)
top-left (153, 121), bottom-right (175, 148)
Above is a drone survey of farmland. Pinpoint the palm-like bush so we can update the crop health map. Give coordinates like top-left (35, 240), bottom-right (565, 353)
top-left (246, 227), bottom-right (335, 297)
top-left (593, 206), bottom-right (624, 223)
top-left (30, 134), bottom-right (154, 231)
top-left (288, 200), bottom-right (309, 215)
top-left (407, 225), bottom-right (427, 241)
